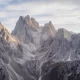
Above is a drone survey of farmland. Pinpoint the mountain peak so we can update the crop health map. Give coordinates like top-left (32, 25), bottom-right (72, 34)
top-left (44, 21), bottom-right (55, 30)
top-left (42, 21), bottom-right (56, 40)
top-left (0, 22), bottom-right (9, 33)
top-left (0, 23), bottom-right (19, 43)
top-left (0, 22), bottom-right (5, 28)
top-left (56, 28), bottom-right (73, 41)
top-left (17, 15), bottom-right (39, 28)
top-left (49, 21), bottom-right (52, 25)
top-left (44, 21), bottom-right (54, 28)
top-left (12, 15), bottom-right (40, 44)
top-left (25, 15), bottom-right (30, 21)
top-left (19, 16), bottom-right (24, 20)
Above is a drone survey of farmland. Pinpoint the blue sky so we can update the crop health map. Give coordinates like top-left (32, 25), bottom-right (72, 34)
top-left (0, 0), bottom-right (80, 33)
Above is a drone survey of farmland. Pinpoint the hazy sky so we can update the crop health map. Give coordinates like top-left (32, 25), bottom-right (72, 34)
top-left (0, 0), bottom-right (80, 33)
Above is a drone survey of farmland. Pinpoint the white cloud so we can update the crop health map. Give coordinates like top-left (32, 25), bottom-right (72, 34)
top-left (0, 11), bottom-right (7, 18)
top-left (0, 1), bottom-right (80, 33)
top-left (0, 0), bottom-right (11, 4)
top-left (2, 17), bottom-right (18, 32)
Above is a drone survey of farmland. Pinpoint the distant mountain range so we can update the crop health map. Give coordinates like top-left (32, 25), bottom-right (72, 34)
top-left (0, 15), bottom-right (80, 80)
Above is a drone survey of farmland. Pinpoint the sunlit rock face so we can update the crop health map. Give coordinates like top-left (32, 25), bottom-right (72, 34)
top-left (12, 15), bottom-right (56, 49)
top-left (41, 21), bottom-right (56, 40)
top-left (0, 23), bottom-right (19, 43)
top-left (1, 15), bottom-right (80, 80)
top-left (11, 15), bottom-right (39, 45)
top-left (0, 22), bottom-right (36, 80)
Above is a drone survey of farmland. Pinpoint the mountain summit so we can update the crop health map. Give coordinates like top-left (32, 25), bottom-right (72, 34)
top-left (1, 15), bottom-right (80, 80)
top-left (41, 21), bottom-right (56, 40)
top-left (12, 15), bottom-right (56, 49)
top-left (12, 15), bottom-right (40, 44)
top-left (0, 23), bottom-right (18, 43)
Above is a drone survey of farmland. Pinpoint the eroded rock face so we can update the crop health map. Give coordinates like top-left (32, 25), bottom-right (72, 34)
top-left (0, 23), bottom-right (19, 43)
top-left (56, 28), bottom-right (73, 41)
top-left (41, 21), bottom-right (56, 40)
top-left (0, 23), bottom-right (34, 80)
top-left (12, 15), bottom-right (80, 80)
top-left (11, 15), bottom-right (39, 44)
top-left (0, 62), bottom-right (9, 80)
top-left (0, 37), bottom-right (36, 80)
top-left (42, 60), bottom-right (80, 80)
top-left (36, 30), bottom-right (80, 80)
top-left (12, 16), bottom-right (56, 49)
top-left (1, 15), bottom-right (80, 80)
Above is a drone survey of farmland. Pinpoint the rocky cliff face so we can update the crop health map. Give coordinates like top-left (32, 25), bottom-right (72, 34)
top-left (12, 15), bottom-right (40, 45)
top-left (36, 30), bottom-right (80, 80)
top-left (42, 60), bottom-right (80, 80)
top-left (0, 22), bottom-right (37, 80)
top-left (12, 15), bottom-right (80, 80)
top-left (1, 15), bottom-right (80, 80)
top-left (41, 21), bottom-right (56, 40)
top-left (56, 28), bottom-right (73, 41)
top-left (0, 23), bottom-right (19, 43)
top-left (12, 16), bottom-right (56, 49)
